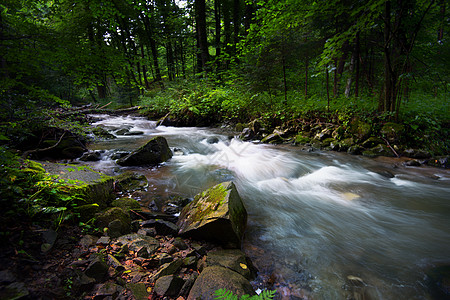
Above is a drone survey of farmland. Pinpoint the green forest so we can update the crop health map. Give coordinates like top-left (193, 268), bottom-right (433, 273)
top-left (0, 0), bottom-right (449, 298)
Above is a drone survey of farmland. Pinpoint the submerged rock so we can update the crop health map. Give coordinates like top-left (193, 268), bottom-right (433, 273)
top-left (117, 136), bottom-right (172, 166)
top-left (177, 181), bottom-right (247, 248)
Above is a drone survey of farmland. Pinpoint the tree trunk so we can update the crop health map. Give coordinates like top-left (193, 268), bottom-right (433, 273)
top-left (355, 32), bottom-right (360, 97)
top-left (195, 0), bottom-right (209, 75)
top-left (215, 0), bottom-right (221, 59)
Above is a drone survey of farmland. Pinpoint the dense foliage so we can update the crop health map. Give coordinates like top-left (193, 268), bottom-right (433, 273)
top-left (0, 0), bottom-right (448, 150)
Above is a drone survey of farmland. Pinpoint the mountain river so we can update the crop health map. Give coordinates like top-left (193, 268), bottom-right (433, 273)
top-left (84, 114), bottom-right (450, 299)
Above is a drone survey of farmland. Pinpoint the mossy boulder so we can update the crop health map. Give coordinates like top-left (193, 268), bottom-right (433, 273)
top-left (112, 197), bottom-right (141, 211)
top-left (177, 181), bottom-right (247, 248)
top-left (114, 172), bottom-right (148, 192)
top-left (40, 136), bottom-right (87, 159)
top-left (117, 136), bottom-right (172, 166)
top-left (294, 134), bottom-right (310, 145)
top-left (187, 266), bottom-right (255, 300)
top-left (380, 122), bottom-right (405, 144)
top-left (349, 119), bottom-right (372, 141)
top-left (92, 126), bottom-right (116, 139)
top-left (362, 144), bottom-right (394, 158)
top-left (198, 249), bottom-right (255, 280)
top-left (40, 162), bottom-right (115, 208)
top-left (96, 207), bottom-right (131, 238)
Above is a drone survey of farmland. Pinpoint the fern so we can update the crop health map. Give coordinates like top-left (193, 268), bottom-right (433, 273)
top-left (214, 289), bottom-right (276, 300)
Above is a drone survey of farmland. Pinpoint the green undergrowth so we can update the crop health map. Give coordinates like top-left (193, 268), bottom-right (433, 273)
top-left (214, 288), bottom-right (276, 300)
top-left (138, 80), bottom-right (448, 155)
top-left (0, 147), bottom-right (93, 230)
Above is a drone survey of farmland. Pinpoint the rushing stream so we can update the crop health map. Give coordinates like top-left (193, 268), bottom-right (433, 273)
top-left (86, 114), bottom-right (450, 299)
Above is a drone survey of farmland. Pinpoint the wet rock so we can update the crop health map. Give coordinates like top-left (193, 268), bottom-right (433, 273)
top-left (115, 128), bottom-right (130, 135)
top-left (154, 275), bottom-right (185, 297)
top-left (117, 136), bottom-right (173, 166)
top-left (116, 234), bottom-right (159, 257)
top-left (96, 207), bottom-right (131, 237)
top-left (127, 282), bottom-right (149, 300)
top-left (112, 197), bottom-right (141, 211)
top-left (152, 259), bottom-right (183, 281)
top-left (261, 130), bottom-right (285, 144)
top-left (404, 159), bottom-right (422, 167)
top-left (124, 131), bottom-right (144, 136)
top-left (85, 255), bottom-right (109, 281)
top-left (177, 181), bottom-right (247, 248)
top-left (321, 137), bottom-right (335, 148)
top-left (294, 134), bottom-right (310, 145)
top-left (93, 282), bottom-right (124, 298)
top-left (187, 266), bottom-right (255, 300)
top-left (141, 219), bottom-right (178, 236)
top-left (361, 137), bottom-right (384, 149)
top-left (92, 126), bottom-right (116, 139)
top-left (206, 136), bottom-right (220, 144)
top-left (137, 228), bottom-right (157, 237)
top-left (114, 171), bottom-right (148, 192)
top-left (349, 119), bottom-right (372, 141)
top-left (198, 249), bottom-right (255, 280)
top-left (111, 151), bottom-right (129, 160)
top-left (403, 148), bottom-right (431, 159)
top-left (107, 254), bottom-right (125, 272)
top-left (183, 256), bottom-right (197, 268)
top-left (79, 151), bottom-right (101, 161)
top-left (96, 236), bottom-right (111, 246)
top-left (179, 273), bottom-right (198, 297)
top-left (173, 237), bottom-right (188, 250)
top-left (0, 282), bottom-right (29, 299)
top-left (427, 156), bottom-right (449, 168)
top-left (239, 128), bottom-right (254, 141)
top-left (362, 144), bottom-right (394, 158)
top-left (380, 122), bottom-right (405, 144)
top-left (347, 145), bottom-right (363, 155)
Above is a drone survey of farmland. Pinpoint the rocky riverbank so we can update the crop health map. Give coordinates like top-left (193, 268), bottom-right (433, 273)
top-left (0, 154), bottom-right (258, 300)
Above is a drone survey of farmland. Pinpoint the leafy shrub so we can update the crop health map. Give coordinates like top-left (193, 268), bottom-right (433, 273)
top-left (214, 289), bottom-right (276, 300)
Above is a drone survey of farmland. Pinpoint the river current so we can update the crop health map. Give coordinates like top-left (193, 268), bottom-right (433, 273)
top-left (86, 114), bottom-right (450, 299)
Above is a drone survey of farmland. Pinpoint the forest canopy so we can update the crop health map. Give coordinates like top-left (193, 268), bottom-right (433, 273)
top-left (0, 0), bottom-right (448, 122)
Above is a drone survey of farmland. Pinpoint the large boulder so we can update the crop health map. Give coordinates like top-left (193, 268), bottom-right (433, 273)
top-left (177, 181), bottom-right (247, 248)
top-left (187, 266), bottom-right (255, 300)
top-left (117, 136), bottom-right (172, 166)
top-left (348, 119), bottom-right (372, 141)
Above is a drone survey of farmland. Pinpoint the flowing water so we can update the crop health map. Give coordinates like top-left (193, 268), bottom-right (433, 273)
top-left (86, 114), bottom-right (450, 299)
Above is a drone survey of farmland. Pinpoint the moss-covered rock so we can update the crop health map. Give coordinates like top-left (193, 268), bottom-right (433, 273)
top-left (294, 134), bottom-right (310, 145)
top-left (349, 119), bottom-right (372, 141)
top-left (117, 136), bottom-right (172, 166)
top-left (362, 144), bottom-right (394, 158)
top-left (187, 266), bottom-right (255, 300)
top-left (177, 181), bottom-right (247, 248)
top-left (112, 197), bottom-right (141, 211)
top-left (92, 126), bottom-right (116, 139)
top-left (95, 207), bottom-right (131, 237)
top-left (40, 162), bottom-right (115, 208)
top-left (114, 171), bottom-right (148, 192)
top-left (380, 122), bottom-right (405, 144)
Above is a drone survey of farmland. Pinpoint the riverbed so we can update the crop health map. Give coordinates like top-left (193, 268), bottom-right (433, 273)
top-left (85, 114), bottom-right (450, 299)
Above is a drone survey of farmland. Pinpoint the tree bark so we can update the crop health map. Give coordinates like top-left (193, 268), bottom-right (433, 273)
top-left (195, 0), bottom-right (209, 75)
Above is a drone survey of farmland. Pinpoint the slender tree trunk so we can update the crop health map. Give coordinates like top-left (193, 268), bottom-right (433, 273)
top-left (304, 58), bottom-right (308, 98)
top-left (233, 0), bottom-right (240, 46)
top-left (345, 52), bottom-right (355, 98)
top-left (355, 32), bottom-right (360, 97)
top-left (195, 0), bottom-right (209, 75)
top-left (282, 54), bottom-right (287, 105)
top-left (326, 65), bottom-right (330, 111)
top-left (141, 45), bottom-right (150, 89)
top-left (215, 0), bottom-right (221, 58)
top-left (382, 0), bottom-right (392, 112)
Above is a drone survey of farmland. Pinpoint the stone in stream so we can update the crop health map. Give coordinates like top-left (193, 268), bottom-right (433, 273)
top-left (177, 181), bottom-right (247, 248)
top-left (116, 136), bottom-right (173, 166)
